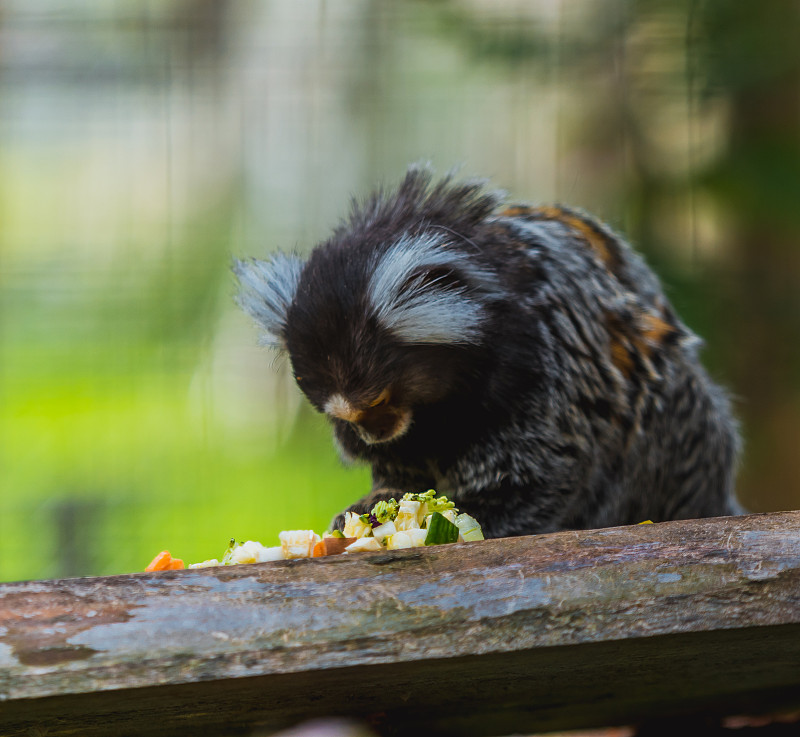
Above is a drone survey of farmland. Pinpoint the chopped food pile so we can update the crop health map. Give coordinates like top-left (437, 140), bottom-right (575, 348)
top-left (145, 489), bottom-right (484, 572)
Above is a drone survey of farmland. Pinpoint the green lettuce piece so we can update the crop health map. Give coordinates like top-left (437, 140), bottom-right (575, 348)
top-left (371, 498), bottom-right (399, 524)
top-left (427, 495), bottom-right (456, 514)
top-left (401, 489), bottom-right (436, 503)
top-left (401, 489), bottom-right (457, 514)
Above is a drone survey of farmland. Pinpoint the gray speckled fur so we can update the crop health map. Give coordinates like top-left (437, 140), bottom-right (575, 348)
top-left (234, 254), bottom-right (304, 348)
top-left (236, 168), bottom-right (743, 538)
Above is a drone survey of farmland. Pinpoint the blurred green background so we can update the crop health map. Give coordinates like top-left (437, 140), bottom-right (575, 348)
top-left (1, 0), bottom-right (799, 582)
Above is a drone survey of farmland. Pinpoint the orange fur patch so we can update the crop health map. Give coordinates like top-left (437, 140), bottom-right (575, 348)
top-left (609, 336), bottom-right (634, 376)
top-left (529, 206), bottom-right (615, 267)
top-left (501, 204), bottom-right (618, 269)
top-left (606, 310), bottom-right (676, 378)
top-left (499, 205), bottom-right (536, 218)
top-left (639, 312), bottom-right (676, 347)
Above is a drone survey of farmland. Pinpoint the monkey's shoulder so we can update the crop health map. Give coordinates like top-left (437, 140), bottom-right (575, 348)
top-left (485, 204), bottom-right (659, 296)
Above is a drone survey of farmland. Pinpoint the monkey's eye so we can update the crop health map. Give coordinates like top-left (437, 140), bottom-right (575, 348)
top-left (369, 388), bottom-right (390, 408)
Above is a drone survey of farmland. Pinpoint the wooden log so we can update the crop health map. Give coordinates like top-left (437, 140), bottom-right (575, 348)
top-left (1, 511), bottom-right (800, 736)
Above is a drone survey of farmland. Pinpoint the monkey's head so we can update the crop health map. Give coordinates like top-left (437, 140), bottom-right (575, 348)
top-left (235, 220), bottom-right (503, 446)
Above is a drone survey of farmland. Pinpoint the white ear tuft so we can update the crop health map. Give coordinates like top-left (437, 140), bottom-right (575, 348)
top-left (233, 254), bottom-right (304, 349)
top-left (367, 234), bottom-right (498, 345)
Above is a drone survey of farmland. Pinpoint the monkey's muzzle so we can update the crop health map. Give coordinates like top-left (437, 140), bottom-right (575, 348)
top-left (353, 406), bottom-right (412, 444)
top-left (325, 393), bottom-right (412, 444)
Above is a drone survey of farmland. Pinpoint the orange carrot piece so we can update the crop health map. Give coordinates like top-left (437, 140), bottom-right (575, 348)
top-left (312, 540), bottom-right (327, 557)
top-left (145, 550), bottom-right (183, 572)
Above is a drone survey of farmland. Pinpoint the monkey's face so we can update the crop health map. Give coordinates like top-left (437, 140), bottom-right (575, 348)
top-left (235, 220), bottom-right (503, 446)
top-left (286, 320), bottom-right (461, 445)
top-left (323, 387), bottom-right (411, 445)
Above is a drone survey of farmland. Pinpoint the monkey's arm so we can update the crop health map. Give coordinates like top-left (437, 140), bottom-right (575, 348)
top-left (329, 462), bottom-right (435, 533)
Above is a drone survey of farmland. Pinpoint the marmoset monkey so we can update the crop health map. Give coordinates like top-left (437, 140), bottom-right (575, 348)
top-left (235, 166), bottom-right (742, 538)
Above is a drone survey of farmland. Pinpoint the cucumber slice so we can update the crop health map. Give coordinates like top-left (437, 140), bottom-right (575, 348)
top-left (425, 511), bottom-right (460, 545)
top-left (455, 513), bottom-right (485, 542)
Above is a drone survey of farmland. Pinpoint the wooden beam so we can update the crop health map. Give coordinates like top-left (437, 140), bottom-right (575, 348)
top-left (2, 511), bottom-right (800, 736)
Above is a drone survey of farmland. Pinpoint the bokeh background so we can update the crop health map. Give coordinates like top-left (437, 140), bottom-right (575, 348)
top-left (1, 0), bottom-right (799, 582)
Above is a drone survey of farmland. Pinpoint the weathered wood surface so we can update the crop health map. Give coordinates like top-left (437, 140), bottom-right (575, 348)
top-left (1, 511), bottom-right (800, 736)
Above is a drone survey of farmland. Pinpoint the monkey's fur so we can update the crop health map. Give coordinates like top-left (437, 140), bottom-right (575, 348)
top-left (235, 167), bottom-right (742, 538)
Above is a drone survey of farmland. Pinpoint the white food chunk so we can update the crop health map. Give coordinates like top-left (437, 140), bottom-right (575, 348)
top-left (279, 530), bottom-right (320, 559)
top-left (395, 500), bottom-right (421, 531)
top-left (386, 531), bottom-right (412, 549)
top-left (406, 528), bottom-right (428, 547)
top-left (229, 540), bottom-right (274, 564)
top-left (343, 512), bottom-right (372, 539)
top-left (256, 546), bottom-right (285, 562)
top-left (344, 537), bottom-right (382, 553)
top-left (372, 520), bottom-right (397, 542)
top-left (230, 547), bottom-right (256, 564)
top-left (387, 529), bottom-right (427, 549)
top-left (188, 558), bottom-right (220, 569)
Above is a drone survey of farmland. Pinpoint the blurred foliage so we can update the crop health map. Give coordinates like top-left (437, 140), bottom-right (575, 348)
top-left (0, 192), bottom-right (368, 580)
top-left (1, 0), bottom-right (799, 581)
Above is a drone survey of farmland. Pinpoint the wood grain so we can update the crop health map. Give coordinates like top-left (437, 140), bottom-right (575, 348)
top-left (1, 511), bottom-right (800, 736)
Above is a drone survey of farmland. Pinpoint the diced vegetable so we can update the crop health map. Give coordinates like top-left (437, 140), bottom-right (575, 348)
top-left (229, 540), bottom-right (274, 564)
top-left (400, 490), bottom-right (458, 526)
top-left (402, 489), bottom-right (437, 503)
top-left (313, 537), bottom-right (357, 557)
top-left (279, 530), bottom-right (320, 559)
top-left (385, 528), bottom-right (429, 549)
top-left (188, 558), bottom-right (220, 569)
top-left (395, 499), bottom-right (421, 530)
top-left (406, 528), bottom-right (428, 547)
top-left (428, 496), bottom-right (456, 514)
top-left (145, 551), bottom-right (184, 572)
top-left (386, 531), bottom-right (413, 549)
top-left (425, 511), bottom-right (460, 545)
top-left (455, 513), bottom-right (485, 542)
top-left (344, 537), bottom-right (382, 553)
top-left (256, 546), bottom-right (285, 562)
top-left (343, 512), bottom-right (372, 539)
top-left (372, 499), bottom-right (399, 524)
top-left (230, 547), bottom-right (257, 564)
top-left (146, 489), bottom-right (484, 570)
top-left (146, 551), bottom-right (170, 571)
top-left (372, 520), bottom-right (397, 543)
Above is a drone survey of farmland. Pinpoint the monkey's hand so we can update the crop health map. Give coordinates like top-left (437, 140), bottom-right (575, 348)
top-left (329, 487), bottom-right (406, 534)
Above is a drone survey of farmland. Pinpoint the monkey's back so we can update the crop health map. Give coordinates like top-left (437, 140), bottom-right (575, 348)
top-left (443, 204), bottom-right (741, 535)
